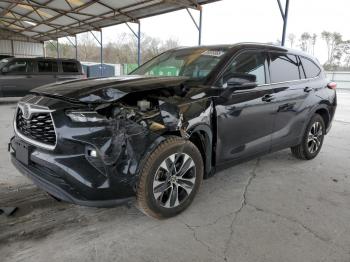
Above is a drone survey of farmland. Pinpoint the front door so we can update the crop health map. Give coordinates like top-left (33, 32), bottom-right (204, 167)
top-left (214, 50), bottom-right (276, 165)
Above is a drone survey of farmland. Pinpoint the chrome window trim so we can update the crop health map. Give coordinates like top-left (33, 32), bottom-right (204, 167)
top-left (14, 103), bottom-right (57, 151)
top-left (215, 48), bottom-right (322, 89)
top-left (257, 75), bottom-right (321, 87)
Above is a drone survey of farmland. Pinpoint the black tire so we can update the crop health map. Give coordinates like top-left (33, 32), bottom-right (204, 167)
top-left (136, 136), bottom-right (203, 219)
top-left (291, 114), bottom-right (325, 160)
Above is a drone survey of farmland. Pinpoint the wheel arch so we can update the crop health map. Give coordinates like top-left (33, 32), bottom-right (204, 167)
top-left (314, 107), bottom-right (330, 131)
top-left (187, 124), bottom-right (214, 178)
top-left (302, 103), bottom-right (331, 139)
top-left (310, 101), bottom-right (332, 130)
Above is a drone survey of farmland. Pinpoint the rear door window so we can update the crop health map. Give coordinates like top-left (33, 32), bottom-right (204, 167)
top-left (62, 61), bottom-right (79, 73)
top-left (38, 61), bottom-right (58, 73)
top-left (269, 53), bottom-right (301, 83)
top-left (300, 57), bottom-right (321, 78)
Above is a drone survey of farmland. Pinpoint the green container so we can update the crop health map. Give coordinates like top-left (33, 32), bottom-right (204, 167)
top-left (149, 66), bottom-right (178, 76)
top-left (124, 64), bottom-right (179, 76)
top-left (124, 64), bottom-right (138, 74)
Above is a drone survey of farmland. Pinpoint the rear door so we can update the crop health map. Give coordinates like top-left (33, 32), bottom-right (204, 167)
top-left (0, 59), bottom-right (35, 97)
top-left (56, 61), bottom-right (83, 82)
top-left (268, 52), bottom-right (310, 150)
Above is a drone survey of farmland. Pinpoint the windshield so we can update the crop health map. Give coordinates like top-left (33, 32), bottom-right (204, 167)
top-left (132, 47), bottom-right (228, 79)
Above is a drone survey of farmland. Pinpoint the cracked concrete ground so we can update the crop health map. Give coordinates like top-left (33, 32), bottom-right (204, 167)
top-left (1, 91), bottom-right (350, 262)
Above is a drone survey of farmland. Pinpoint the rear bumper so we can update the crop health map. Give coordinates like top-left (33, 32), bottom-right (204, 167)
top-left (11, 154), bottom-right (134, 207)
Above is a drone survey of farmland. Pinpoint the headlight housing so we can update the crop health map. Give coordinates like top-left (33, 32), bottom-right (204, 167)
top-left (66, 111), bottom-right (107, 123)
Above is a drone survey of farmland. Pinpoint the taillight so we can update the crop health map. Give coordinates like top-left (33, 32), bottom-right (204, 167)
top-left (327, 82), bottom-right (337, 89)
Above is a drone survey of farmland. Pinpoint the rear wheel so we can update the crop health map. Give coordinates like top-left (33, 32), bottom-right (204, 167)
top-left (137, 137), bottom-right (203, 219)
top-left (291, 114), bottom-right (325, 160)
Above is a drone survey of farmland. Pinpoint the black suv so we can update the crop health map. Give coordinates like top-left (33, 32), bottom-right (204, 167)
top-left (9, 43), bottom-right (337, 218)
top-left (0, 57), bottom-right (84, 97)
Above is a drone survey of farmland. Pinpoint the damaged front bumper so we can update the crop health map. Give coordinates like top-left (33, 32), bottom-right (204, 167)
top-left (9, 88), bottom-right (212, 207)
top-left (10, 151), bottom-right (134, 207)
top-left (9, 108), bottom-right (165, 207)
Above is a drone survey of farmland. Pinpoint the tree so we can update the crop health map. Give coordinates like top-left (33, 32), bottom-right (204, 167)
top-left (44, 33), bottom-right (180, 65)
top-left (288, 33), bottom-right (296, 48)
top-left (321, 31), bottom-right (343, 67)
top-left (311, 33), bottom-right (317, 55)
top-left (299, 32), bottom-right (312, 52)
top-left (338, 40), bottom-right (350, 68)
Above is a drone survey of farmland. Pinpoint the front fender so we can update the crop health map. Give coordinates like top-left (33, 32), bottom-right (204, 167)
top-left (188, 124), bottom-right (214, 178)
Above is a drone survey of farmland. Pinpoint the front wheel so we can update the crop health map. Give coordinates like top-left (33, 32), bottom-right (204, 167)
top-left (137, 137), bottom-right (203, 219)
top-left (291, 114), bottom-right (325, 160)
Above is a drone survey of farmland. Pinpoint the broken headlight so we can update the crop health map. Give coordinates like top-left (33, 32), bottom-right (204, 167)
top-left (66, 111), bottom-right (107, 123)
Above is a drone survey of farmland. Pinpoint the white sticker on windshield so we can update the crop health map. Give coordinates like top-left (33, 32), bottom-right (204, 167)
top-left (202, 50), bottom-right (225, 57)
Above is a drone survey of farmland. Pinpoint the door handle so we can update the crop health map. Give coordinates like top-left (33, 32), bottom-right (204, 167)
top-left (262, 94), bottom-right (274, 102)
top-left (304, 86), bottom-right (313, 93)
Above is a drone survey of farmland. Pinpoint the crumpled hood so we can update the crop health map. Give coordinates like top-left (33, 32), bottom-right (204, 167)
top-left (32, 75), bottom-right (191, 103)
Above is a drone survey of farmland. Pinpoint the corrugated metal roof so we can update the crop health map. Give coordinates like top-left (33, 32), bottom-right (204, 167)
top-left (0, 0), bottom-right (220, 42)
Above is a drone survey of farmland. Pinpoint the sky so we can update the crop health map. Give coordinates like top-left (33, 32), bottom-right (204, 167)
top-left (97, 0), bottom-right (350, 64)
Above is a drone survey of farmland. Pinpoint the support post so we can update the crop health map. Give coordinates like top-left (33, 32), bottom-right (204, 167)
top-left (100, 30), bottom-right (103, 76)
top-left (281, 0), bottom-right (290, 46)
top-left (277, 0), bottom-right (290, 46)
top-left (75, 35), bottom-right (78, 60)
top-left (198, 6), bottom-right (202, 45)
top-left (43, 42), bottom-right (46, 57)
top-left (89, 30), bottom-right (103, 77)
top-left (66, 36), bottom-right (78, 59)
top-left (125, 21), bottom-right (141, 66)
top-left (56, 39), bottom-right (59, 58)
top-left (10, 40), bottom-right (14, 56)
top-left (186, 6), bottom-right (203, 46)
top-left (137, 22), bottom-right (141, 66)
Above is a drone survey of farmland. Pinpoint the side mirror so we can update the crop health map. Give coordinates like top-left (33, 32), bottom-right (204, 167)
top-left (225, 73), bottom-right (257, 90)
top-left (226, 77), bottom-right (257, 90)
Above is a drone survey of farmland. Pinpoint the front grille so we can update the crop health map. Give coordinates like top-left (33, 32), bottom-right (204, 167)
top-left (16, 108), bottom-right (56, 146)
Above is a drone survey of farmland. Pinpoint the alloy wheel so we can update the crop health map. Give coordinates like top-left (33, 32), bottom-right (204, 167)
top-left (152, 153), bottom-right (196, 208)
top-left (307, 121), bottom-right (323, 154)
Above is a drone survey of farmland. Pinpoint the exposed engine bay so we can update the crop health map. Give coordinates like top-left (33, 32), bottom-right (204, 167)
top-left (93, 88), bottom-right (186, 134)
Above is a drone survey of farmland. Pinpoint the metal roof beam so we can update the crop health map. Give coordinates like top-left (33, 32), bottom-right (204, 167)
top-left (0, 0), bottom-right (218, 42)
top-left (276, 0), bottom-right (285, 20)
top-left (89, 30), bottom-right (101, 46)
top-left (165, 0), bottom-right (200, 10)
top-left (2, 6), bottom-right (76, 38)
top-left (0, 2), bottom-right (17, 17)
top-left (186, 8), bottom-right (199, 30)
top-left (31, 5), bottom-right (144, 41)
top-left (2, 0), bottom-right (101, 33)
top-left (4, 0), bottom-right (54, 28)
top-left (2, 0), bottom-right (135, 22)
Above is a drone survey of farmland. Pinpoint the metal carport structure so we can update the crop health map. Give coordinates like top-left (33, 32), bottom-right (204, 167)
top-left (0, 0), bottom-right (290, 72)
